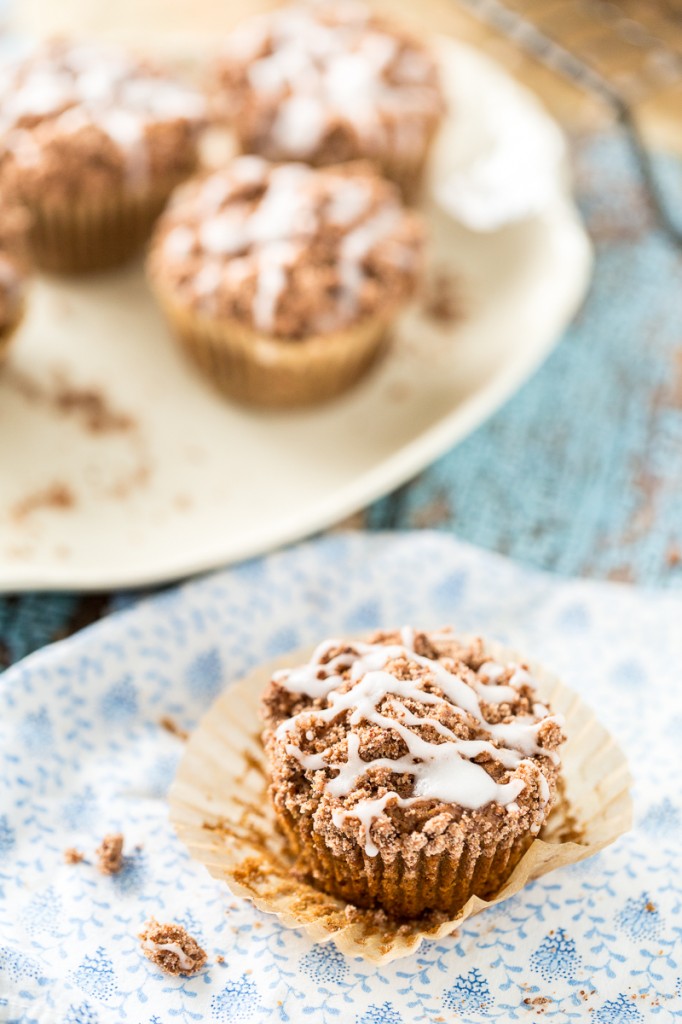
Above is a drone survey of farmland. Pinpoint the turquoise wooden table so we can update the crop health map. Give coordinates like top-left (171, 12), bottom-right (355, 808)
top-left (1, 129), bottom-right (681, 668)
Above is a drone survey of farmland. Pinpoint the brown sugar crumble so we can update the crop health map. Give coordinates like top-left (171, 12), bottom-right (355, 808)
top-left (139, 918), bottom-right (207, 976)
top-left (11, 482), bottom-right (75, 523)
top-left (64, 847), bottom-right (85, 865)
top-left (160, 715), bottom-right (189, 741)
top-left (422, 271), bottom-right (463, 326)
top-left (96, 833), bottom-right (125, 875)
top-left (4, 367), bottom-right (137, 436)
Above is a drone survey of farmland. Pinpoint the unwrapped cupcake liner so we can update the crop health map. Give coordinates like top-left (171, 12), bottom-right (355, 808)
top-left (169, 637), bottom-right (632, 964)
top-left (151, 288), bottom-right (393, 408)
top-left (26, 176), bottom-right (192, 274)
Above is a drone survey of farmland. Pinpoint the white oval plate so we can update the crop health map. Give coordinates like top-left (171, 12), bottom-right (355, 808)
top-left (0, 40), bottom-right (591, 591)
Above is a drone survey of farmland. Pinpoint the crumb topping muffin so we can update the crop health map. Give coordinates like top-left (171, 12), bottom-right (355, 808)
top-left (147, 157), bottom-right (423, 405)
top-left (0, 39), bottom-right (206, 271)
top-left (0, 201), bottom-right (29, 348)
top-left (148, 157), bottom-right (422, 338)
top-left (213, 1), bottom-right (444, 198)
top-left (260, 628), bottom-right (565, 918)
top-left (0, 39), bottom-right (205, 201)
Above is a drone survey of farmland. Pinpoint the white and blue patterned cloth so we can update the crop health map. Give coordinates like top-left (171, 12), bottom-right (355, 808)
top-left (1, 532), bottom-right (681, 1023)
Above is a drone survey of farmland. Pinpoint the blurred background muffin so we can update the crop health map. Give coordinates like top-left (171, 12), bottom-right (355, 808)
top-left (212, 1), bottom-right (444, 201)
top-left (147, 156), bottom-right (424, 406)
top-left (0, 38), bottom-right (206, 273)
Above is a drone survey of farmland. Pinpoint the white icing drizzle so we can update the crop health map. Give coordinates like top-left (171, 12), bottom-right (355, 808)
top-left (226, 4), bottom-right (439, 159)
top-left (0, 41), bottom-right (205, 183)
top-left (275, 638), bottom-right (561, 855)
top-left (399, 626), bottom-right (414, 650)
top-left (339, 206), bottom-right (400, 316)
top-left (143, 939), bottom-right (195, 972)
top-left (326, 180), bottom-right (372, 226)
top-left (253, 240), bottom-right (300, 333)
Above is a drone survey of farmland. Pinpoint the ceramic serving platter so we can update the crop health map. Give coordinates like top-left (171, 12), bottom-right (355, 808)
top-left (0, 39), bottom-right (592, 591)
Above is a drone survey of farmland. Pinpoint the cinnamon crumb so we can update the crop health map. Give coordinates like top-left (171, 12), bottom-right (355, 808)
top-left (5, 366), bottom-right (136, 435)
top-left (54, 384), bottom-right (135, 434)
top-left (96, 832), bottom-right (124, 875)
top-left (64, 847), bottom-right (85, 864)
top-left (11, 482), bottom-right (75, 522)
top-left (215, 954), bottom-right (225, 963)
top-left (645, 901), bottom-right (656, 912)
top-left (160, 715), bottom-right (189, 741)
top-left (139, 918), bottom-right (207, 976)
top-left (385, 380), bottom-right (411, 403)
top-left (423, 271), bottom-right (462, 325)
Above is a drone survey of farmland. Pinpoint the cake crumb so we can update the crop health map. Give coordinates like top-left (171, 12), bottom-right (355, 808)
top-left (11, 482), bottom-right (75, 522)
top-left (139, 917), bottom-right (207, 976)
top-left (645, 900), bottom-right (656, 912)
top-left (160, 715), bottom-right (189, 741)
top-left (96, 833), bottom-right (124, 875)
top-left (667, 546), bottom-right (680, 567)
top-left (215, 954), bottom-right (225, 963)
top-left (64, 847), bottom-right (85, 865)
top-left (423, 271), bottom-right (462, 325)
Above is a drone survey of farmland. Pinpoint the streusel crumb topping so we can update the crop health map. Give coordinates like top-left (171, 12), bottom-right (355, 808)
top-left (214, 1), bottom-right (443, 166)
top-left (261, 629), bottom-right (565, 860)
top-left (148, 157), bottom-right (423, 338)
top-left (0, 39), bottom-right (205, 201)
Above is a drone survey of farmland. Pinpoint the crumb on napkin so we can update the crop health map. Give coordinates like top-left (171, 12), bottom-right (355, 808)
top-left (139, 917), bottom-right (207, 976)
top-left (96, 832), bottom-right (124, 875)
top-left (64, 847), bottom-right (85, 865)
top-left (159, 715), bottom-right (189, 741)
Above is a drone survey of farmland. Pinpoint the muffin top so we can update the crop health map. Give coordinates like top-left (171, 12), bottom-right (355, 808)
top-left (0, 39), bottom-right (206, 202)
top-left (261, 629), bottom-right (565, 860)
top-left (147, 157), bottom-right (423, 338)
top-left (0, 202), bottom-right (29, 330)
top-left (214, 1), bottom-right (444, 165)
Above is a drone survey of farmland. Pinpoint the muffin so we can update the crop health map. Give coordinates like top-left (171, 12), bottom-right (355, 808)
top-left (0, 202), bottom-right (30, 355)
top-left (260, 629), bottom-right (565, 919)
top-left (213, 1), bottom-right (444, 201)
top-left (147, 157), bottom-right (423, 407)
top-left (0, 39), bottom-right (206, 273)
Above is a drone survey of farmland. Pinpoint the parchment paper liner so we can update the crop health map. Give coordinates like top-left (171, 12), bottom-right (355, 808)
top-left (169, 638), bottom-right (632, 964)
top-left (25, 172), bottom-right (196, 274)
top-left (149, 287), bottom-right (392, 408)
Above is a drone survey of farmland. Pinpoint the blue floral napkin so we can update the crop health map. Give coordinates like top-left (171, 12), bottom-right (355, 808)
top-left (1, 532), bottom-right (680, 1023)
